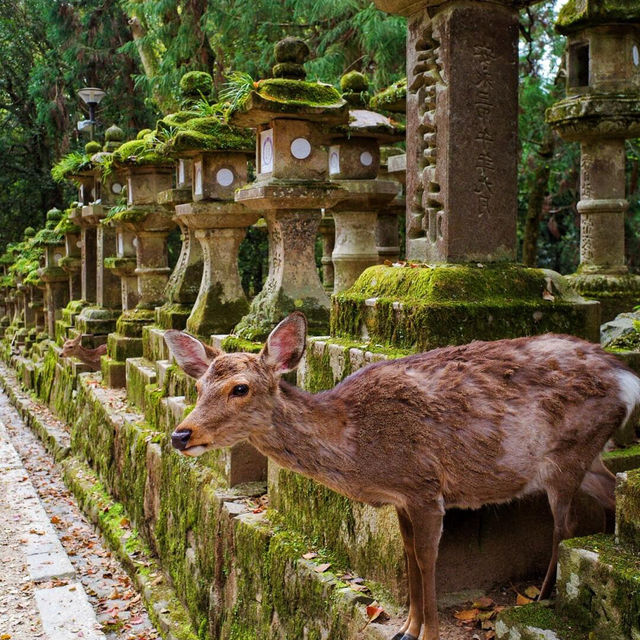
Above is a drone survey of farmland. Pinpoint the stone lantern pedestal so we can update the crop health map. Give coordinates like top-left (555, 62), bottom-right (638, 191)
top-left (547, 1), bottom-right (640, 322)
top-left (231, 38), bottom-right (349, 340)
top-left (377, 149), bottom-right (406, 264)
top-left (57, 211), bottom-right (83, 341)
top-left (155, 161), bottom-right (196, 331)
top-left (328, 74), bottom-right (404, 292)
top-left (101, 156), bottom-right (174, 388)
top-left (75, 204), bottom-right (121, 337)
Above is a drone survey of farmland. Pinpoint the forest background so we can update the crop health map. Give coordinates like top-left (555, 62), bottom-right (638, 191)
top-left (1, 0), bottom-right (638, 279)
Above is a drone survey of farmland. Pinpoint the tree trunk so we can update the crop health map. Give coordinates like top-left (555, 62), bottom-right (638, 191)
top-left (522, 134), bottom-right (554, 267)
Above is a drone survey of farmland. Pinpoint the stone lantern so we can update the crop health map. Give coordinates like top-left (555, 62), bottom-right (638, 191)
top-left (34, 208), bottom-right (69, 337)
top-left (101, 133), bottom-right (175, 387)
top-left (327, 72), bottom-right (403, 292)
top-left (168, 115), bottom-right (256, 338)
top-left (231, 37), bottom-right (349, 339)
top-left (547, 0), bottom-right (640, 321)
top-left (74, 141), bottom-right (123, 338)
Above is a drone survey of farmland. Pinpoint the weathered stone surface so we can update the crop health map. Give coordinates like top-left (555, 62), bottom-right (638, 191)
top-left (405, 2), bottom-right (518, 263)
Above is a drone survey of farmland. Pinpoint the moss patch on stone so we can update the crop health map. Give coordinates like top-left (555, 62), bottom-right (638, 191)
top-left (370, 78), bottom-right (406, 113)
top-left (333, 264), bottom-right (597, 351)
top-left (556, 0), bottom-right (640, 33)
top-left (496, 602), bottom-right (587, 640)
top-left (254, 78), bottom-right (343, 108)
top-left (159, 117), bottom-right (254, 155)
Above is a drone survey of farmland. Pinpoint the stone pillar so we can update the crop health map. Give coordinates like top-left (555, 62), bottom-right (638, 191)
top-left (156, 159), bottom-right (200, 330)
top-left (318, 213), bottom-right (335, 292)
top-left (232, 38), bottom-right (349, 339)
top-left (376, 0), bottom-right (521, 263)
top-left (547, 3), bottom-right (640, 321)
top-left (328, 73), bottom-right (402, 293)
top-left (377, 150), bottom-right (406, 263)
top-left (75, 204), bottom-right (121, 336)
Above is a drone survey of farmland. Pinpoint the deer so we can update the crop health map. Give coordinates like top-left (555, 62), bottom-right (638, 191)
top-left (60, 334), bottom-right (107, 371)
top-left (164, 312), bottom-right (640, 640)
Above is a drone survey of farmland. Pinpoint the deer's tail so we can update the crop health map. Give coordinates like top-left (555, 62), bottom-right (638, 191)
top-left (580, 456), bottom-right (616, 511)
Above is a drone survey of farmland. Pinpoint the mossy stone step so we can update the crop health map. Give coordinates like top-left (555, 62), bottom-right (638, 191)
top-left (126, 357), bottom-right (157, 411)
top-left (142, 325), bottom-right (170, 362)
top-left (616, 469), bottom-right (640, 551)
top-left (496, 603), bottom-right (587, 640)
top-left (602, 444), bottom-right (640, 474)
top-left (556, 534), bottom-right (640, 640)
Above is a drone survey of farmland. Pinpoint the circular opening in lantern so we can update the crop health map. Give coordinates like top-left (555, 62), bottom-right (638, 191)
top-left (633, 44), bottom-right (640, 67)
top-left (111, 182), bottom-right (123, 194)
top-left (216, 168), bottom-right (235, 187)
top-left (360, 151), bottom-right (373, 167)
top-left (291, 138), bottom-right (311, 160)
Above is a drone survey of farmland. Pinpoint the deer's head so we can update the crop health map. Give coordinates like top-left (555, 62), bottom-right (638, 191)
top-left (164, 312), bottom-right (307, 456)
top-left (61, 333), bottom-right (82, 357)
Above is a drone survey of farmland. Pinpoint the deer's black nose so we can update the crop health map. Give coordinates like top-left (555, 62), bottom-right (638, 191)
top-left (171, 429), bottom-right (192, 450)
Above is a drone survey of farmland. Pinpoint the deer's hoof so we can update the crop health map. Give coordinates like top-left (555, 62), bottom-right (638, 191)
top-left (401, 635), bottom-right (418, 640)
top-left (391, 635), bottom-right (405, 640)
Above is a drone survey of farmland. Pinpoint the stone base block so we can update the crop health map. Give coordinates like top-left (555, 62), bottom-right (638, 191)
top-left (567, 273), bottom-right (640, 324)
top-left (268, 461), bottom-right (607, 602)
top-left (556, 535), bottom-right (640, 640)
top-left (101, 357), bottom-right (127, 388)
top-left (62, 300), bottom-right (88, 326)
top-left (615, 469), bottom-right (640, 552)
top-left (142, 326), bottom-right (171, 362)
top-left (115, 309), bottom-right (154, 339)
top-left (154, 304), bottom-right (191, 332)
top-left (75, 306), bottom-right (120, 336)
top-left (602, 444), bottom-right (640, 474)
top-left (496, 603), bottom-right (587, 640)
top-left (126, 357), bottom-right (157, 410)
top-left (107, 333), bottom-right (143, 362)
top-left (333, 264), bottom-right (600, 351)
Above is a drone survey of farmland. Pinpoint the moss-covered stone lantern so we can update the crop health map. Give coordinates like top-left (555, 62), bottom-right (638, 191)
top-left (547, 0), bottom-right (640, 321)
top-left (166, 113), bottom-right (256, 338)
top-left (231, 37), bottom-right (349, 339)
top-left (327, 72), bottom-right (403, 292)
top-left (101, 131), bottom-right (175, 387)
top-left (34, 208), bottom-right (68, 337)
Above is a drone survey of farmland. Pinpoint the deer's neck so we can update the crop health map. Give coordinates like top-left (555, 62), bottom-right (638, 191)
top-left (251, 381), bottom-right (355, 491)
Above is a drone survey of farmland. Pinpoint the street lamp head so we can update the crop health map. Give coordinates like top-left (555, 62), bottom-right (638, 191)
top-left (77, 87), bottom-right (106, 106)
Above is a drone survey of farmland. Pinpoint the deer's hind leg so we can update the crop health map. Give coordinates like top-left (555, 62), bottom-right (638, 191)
top-left (539, 481), bottom-right (580, 599)
top-left (393, 507), bottom-right (423, 640)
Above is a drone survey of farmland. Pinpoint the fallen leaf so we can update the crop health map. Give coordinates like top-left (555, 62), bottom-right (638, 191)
top-left (50, 516), bottom-right (61, 525)
top-left (454, 609), bottom-right (479, 622)
top-left (472, 597), bottom-right (494, 610)
top-left (524, 585), bottom-right (540, 599)
top-left (2, 633), bottom-right (12, 639)
top-left (365, 605), bottom-right (387, 623)
top-left (516, 593), bottom-right (534, 606)
top-left (302, 552), bottom-right (318, 560)
top-left (314, 563), bottom-right (331, 573)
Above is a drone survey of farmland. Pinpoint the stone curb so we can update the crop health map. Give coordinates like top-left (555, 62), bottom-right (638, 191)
top-left (0, 360), bottom-right (71, 461)
top-left (0, 361), bottom-right (200, 640)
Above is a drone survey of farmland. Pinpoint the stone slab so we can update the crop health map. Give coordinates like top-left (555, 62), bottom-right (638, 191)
top-left (35, 584), bottom-right (106, 640)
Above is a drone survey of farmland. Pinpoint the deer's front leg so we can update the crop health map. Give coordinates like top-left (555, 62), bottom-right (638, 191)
top-left (407, 503), bottom-right (444, 640)
top-left (393, 507), bottom-right (423, 640)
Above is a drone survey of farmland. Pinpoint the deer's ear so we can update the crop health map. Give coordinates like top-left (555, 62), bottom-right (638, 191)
top-left (164, 330), bottom-right (213, 379)
top-left (262, 312), bottom-right (307, 374)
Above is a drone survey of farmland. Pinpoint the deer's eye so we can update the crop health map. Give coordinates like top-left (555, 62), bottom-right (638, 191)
top-left (231, 384), bottom-right (249, 397)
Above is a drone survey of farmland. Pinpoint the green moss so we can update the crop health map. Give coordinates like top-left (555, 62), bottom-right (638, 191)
top-left (113, 137), bottom-right (170, 167)
top-left (556, 0), bottom-right (640, 33)
top-left (85, 141), bottom-right (101, 154)
top-left (497, 603), bottom-right (587, 640)
top-left (54, 211), bottom-right (81, 234)
top-left (180, 71), bottom-right (213, 99)
top-left (220, 335), bottom-right (263, 354)
top-left (104, 256), bottom-right (137, 270)
top-left (254, 78), bottom-right (343, 108)
top-left (370, 78), bottom-right (406, 113)
top-left (104, 205), bottom-right (153, 225)
top-left (31, 226), bottom-right (64, 247)
top-left (159, 116), bottom-right (254, 155)
top-left (185, 283), bottom-right (250, 338)
top-left (332, 263), bottom-right (596, 351)
top-left (51, 152), bottom-right (93, 182)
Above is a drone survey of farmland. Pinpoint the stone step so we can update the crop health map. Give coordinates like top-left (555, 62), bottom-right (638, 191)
top-left (556, 533), bottom-right (640, 640)
top-left (496, 602), bottom-right (587, 640)
top-left (126, 357), bottom-right (157, 411)
top-left (602, 444), bottom-right (640, 474)
top-left (143, 326), bottom-right (170, 362)
top-left (615, 468), bottom-right (640, 551)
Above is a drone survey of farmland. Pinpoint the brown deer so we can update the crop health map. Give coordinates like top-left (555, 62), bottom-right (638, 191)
top-left (164, 313), bottom-right (639, 640)
top-left (60, 334), bottom-right (107, 371)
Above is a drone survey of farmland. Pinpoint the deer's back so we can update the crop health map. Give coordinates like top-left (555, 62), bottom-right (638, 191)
top-left (331, 334), bottom-right (632, 509)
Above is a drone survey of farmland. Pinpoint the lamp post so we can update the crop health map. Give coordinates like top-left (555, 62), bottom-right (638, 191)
top-left (77, 87), bottom-right (106, 141)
